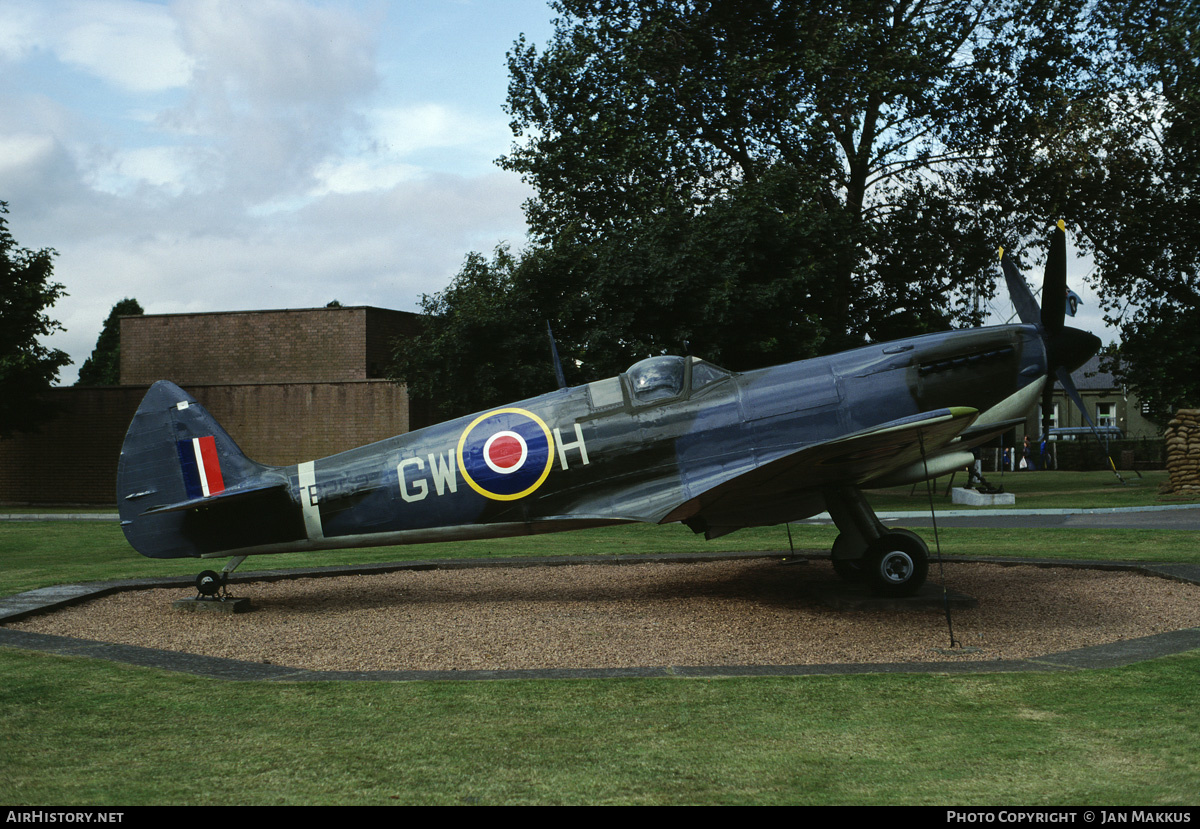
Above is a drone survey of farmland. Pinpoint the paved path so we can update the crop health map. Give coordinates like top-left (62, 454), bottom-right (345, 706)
top-left (798, 503), bottom-right (1200, 530)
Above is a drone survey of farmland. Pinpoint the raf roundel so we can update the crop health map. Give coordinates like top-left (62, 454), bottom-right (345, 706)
top-left (457, 408), bottom-right (555, 501)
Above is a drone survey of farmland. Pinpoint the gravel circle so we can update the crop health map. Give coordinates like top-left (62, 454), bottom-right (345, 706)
top-left (10, 559), bottom-right (1200, 672)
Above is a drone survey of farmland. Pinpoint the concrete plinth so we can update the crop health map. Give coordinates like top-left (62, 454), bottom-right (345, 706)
top-left (952, 487), bottom-right (1015, 506)
top-left (172, 597), bottom-right (253, 614)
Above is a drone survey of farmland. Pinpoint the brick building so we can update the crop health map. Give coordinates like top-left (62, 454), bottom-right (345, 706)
top-left (0, 306), bottom-right (422, 505)
top-left (120, 306), bottom-right (412, 386)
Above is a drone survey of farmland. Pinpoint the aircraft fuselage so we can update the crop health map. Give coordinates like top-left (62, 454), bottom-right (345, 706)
top-left (118, 323), bottom-right (1047, 560)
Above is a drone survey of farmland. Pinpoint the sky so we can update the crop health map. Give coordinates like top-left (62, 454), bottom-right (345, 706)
top-left (0, 0), bottom-right (558, 384)
top-left (0, 0), bottom-right (1113, 386)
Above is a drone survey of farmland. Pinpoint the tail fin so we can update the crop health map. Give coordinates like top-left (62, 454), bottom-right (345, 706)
top-left (117, 381), bottom-right (303, 559)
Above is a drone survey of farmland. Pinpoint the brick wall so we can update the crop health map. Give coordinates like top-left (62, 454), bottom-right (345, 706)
top-left (0, 387), bottom-right (146, 505)
top-left (0, 381), bottom-right (411, 506)
top-left (2, 305), bottom-right (424, 505)
top-left (188, 381), bottom-right (412, 465)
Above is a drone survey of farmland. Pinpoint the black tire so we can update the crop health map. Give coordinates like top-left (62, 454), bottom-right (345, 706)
top-left (196, 569), bottom-right (223, 597)
top-left (863, 531), bottom-right (929, 597)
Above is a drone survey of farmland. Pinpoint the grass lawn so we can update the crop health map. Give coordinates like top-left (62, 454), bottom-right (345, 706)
top-left (867, 469), bottom-right (1188, 511)
top-left (2, 647), bottom-right (1197, 806)
top-left (2, 470), bottom-right (1198, 805)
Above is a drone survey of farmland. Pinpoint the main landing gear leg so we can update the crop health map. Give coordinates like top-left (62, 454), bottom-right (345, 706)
top-left (824, 487), bottom-right (929, 597)
top-left (195, 555), bottom-right (248, 600)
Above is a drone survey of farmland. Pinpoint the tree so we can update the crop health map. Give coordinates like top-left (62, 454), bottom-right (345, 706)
top-left (392, 247), bottom-right (561, 419)
top-left (0, 201), bottom-right (70, 437)
top-left (76, 298), bottom-right (143, 387)
top-left (499, 0), bottom-right (1095, 357)
top-left (398, 1), bottom-right (1155, 399)
top-left (1063, 0), bottom-right (1200, 419)
top-left (1105, 315), bottom-right (1200, 423)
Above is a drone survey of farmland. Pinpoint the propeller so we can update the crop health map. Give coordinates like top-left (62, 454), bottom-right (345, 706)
top-left (1000, 221), bottom-right (1119, 479)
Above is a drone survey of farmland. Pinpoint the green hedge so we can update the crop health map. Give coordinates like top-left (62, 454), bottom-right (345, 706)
top-left (1049, 438), bottom-right (1164, 471)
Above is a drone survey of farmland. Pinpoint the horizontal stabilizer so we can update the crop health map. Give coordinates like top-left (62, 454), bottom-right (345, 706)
top-left (143, 480), bottom-right (292, 515)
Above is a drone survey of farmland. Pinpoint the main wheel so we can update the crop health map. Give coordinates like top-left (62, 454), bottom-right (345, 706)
top-left (863, 531), bottom-right (929, 597)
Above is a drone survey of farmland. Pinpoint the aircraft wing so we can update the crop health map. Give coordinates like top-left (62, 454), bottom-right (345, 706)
top-left (952, 416), bottom-right (1026, 450)
top-left (659, 407), bottom-right (978, 529)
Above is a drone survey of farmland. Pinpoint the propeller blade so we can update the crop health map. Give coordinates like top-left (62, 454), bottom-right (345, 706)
top-left (1056, 367), bottom-right (1098, 434)
top-left (1042, 220), bottom-right (1067, 336)
top-left (1000, 246), bottom-right (1040, 325)
top-left (1004, 222), bottom-right (1117, 480)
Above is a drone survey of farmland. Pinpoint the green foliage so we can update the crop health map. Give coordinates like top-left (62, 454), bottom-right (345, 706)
top-left (0, 201), bottom-right (70, 437)
top-left (1067, 1), bottom-right (1200, 415)
top-left (499, 0), bottom-right (1036, 356)
top-left (76, 298), bottom-right (143, 386)
top-left (401, 1), bottom-right (1152, 395)
top-left (391, 247), bottom-right (563, 419)
top-left (1105, 313), bottom-right (1200, 422)
top-left (981, 0), bottom-right (1199, 415)
top-left (395, 2), bottom-right (1191, 413)
top-left (529, 167), bottom-right (844, 374)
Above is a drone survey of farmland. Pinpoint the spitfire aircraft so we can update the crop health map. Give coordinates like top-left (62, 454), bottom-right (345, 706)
top-left (117, 224), bottom-right (1099, 597)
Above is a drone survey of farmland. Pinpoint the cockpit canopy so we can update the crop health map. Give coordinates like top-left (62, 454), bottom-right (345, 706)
top-left (624, 355), bottom-right (731, 404)
top-left (626, 356), bottom-right (686, 402)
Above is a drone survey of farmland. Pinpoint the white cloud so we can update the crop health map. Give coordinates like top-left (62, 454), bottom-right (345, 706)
top-left (0, 134), bottom-right (57, 175)
top-left (56, 0), bottom-right (192, 92)
top-left (41, 167), bottom-right (534, 383)
top-left (312, 157), bottom-right (422, 196)
top-left (308, 104), bottom-right (509, 198)
top-left (176, 0), bottom-right (378, 110)
top-left (0, 1), bottom-right (192, 92)
top-left (0, 1), bottom-right (42, 62)
top-left (371, 103), bottom-right (509, 158)
top-left (0, 129), bottom-right (91, 222)
top-left (87, 145), bottom-right (214, 195)
top-left (163, 0), bottom-right (381, 202)
top-left (0, 1), bottom-right (557, 385)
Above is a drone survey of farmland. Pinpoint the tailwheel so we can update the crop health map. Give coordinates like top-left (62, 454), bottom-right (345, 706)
top-left (863, 530), bottom-right (929, 597)
top-left (196, 569), bottom-right (224, 598)
top-left (193, 556), bottom-right (247, 601)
